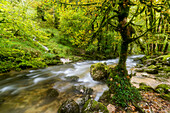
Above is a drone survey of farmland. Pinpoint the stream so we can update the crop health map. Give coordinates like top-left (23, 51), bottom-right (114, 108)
top-left (0, 55), bottom-right (168, 113)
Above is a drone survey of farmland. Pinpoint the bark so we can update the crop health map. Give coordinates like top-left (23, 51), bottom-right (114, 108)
top-left (118, 40), bottom-right (128, 70)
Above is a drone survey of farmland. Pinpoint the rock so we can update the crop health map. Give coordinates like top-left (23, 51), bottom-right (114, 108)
top-left (155, 84), bottom-right (170, 94)
top-left (75, 95), bottom-right (91, 106)
top-left (98, 90), bottom-right (110, 105)
top-left (107, 104), bottom-right (116, 113)
top-left (144, 59), bottom-right (156, 66)
top-left (135, 64), bottom-right (144, 68)
top-left (0, 98), bottom-right (5, 105)
top-left (148, 65), bottom-right (157, 69)
top-left (90, 63), bottom-right (107, 81)
top-left (138, 83), bottom-right (154, 91)
top-left (156, 72), bottom-right (169, 78)
top-left (141, 74), bottom-right (149, 77)
top-left (58, 99), bottom-right (80, 113)
top-left (145, 68), bottom-right (158, 74)
top-left (46, 88), bottom-right (59, 99)
top-left (135, 68), bottom-right (144, 72)
top-left (65, 76), bottom-right (79, 82)
top-left (82, 99), bottom-right (109, 113)
top-left (73, 85), bottom-right (93, 95)
top-left (163, 67), bottom-right (170, 73)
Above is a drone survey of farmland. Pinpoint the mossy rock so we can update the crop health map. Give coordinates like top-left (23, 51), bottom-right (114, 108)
top-left (65, 76), bottom-right (79, 82)
top-left (163, 67), bottom-right (170, 72)
top-left (138, 83), bottom-right (154, 91)
top-left (155, 84), bottom-right (170, 94)
top-left (144, 59), bottom-right (156, 66)
top-left (46, 88), bottom-right (59, 99)
top-left (135, 68), bottom-right (144, 72)
top-left (160, 94), bottom-right (170, 101)
top-left (148, 65), bottom-right (157, 69)
top-left (145, 68), bottom-right (158, 74)
top-left (90, 63), bottom-right (108, 81)
top-left (58, 99), bottom-right (80, 113)
top-left (82, 99), bottom-right (109, 113)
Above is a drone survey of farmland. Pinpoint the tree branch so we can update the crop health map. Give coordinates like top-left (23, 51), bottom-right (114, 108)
top-left (129, 28), bottom-right (153, 43)
top-left (124, 6), bottom-right (139, 28)
top-left (58, 1), bottom-right (98, 6)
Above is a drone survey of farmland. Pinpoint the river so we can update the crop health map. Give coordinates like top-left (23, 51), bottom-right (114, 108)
top-left (0, 55), bottom-right (156, 113)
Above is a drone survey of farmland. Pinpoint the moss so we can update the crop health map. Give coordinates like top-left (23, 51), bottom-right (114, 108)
top-left (160, 94), bottom-right (170, 101)
top-left (107, 66), bottom-right (141, 107)
top-left (148, 65), bottom-right (157, 69)
top-left (163, 67), bottom-right (170, 72)
top-left (155, 84), bottom-right (170, 94)
top-left (82, 99), bottom-right (109, 113)
top-left (138, 83), bottom-right (154, 91)
top-left (161, 55), bottom-right (170, 61)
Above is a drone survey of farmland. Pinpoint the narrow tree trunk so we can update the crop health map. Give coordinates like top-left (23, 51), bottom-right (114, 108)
top-left (118, 40), bottom-right (128, 69)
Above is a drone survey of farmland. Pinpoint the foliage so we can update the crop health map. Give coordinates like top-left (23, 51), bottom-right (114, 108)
top-left (59, 9), bottom-right (92, 48)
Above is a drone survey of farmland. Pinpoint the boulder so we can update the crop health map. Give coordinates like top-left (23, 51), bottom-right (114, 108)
top-left (65, 76), bottom-right (79, 82)
top-left (145, 69), bottom-right (158, 74)
top-left (73, 85), bottom-right (93, 95)
top-left (58, 99), bottom-right (80, 113)
top-left (138, 83), bottom-right (154, 91)
top-left (82, 99), bottom-right (109, 113)
top-left (135, 64), bottom-right (144, 68)
top-left (135, 68), bottom-right (144, 72)
top-left (144, 59), bottom-right (156, 66)
top-left (90, 63), bottom-right (107, 81)
top-left (46, 88), bottom-right (59, 100)
top-left (75, 95), bottom-right (91, 106)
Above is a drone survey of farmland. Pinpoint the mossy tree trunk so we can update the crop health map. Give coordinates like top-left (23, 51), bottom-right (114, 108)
top-left (116, 0), bottom-right (131, 76)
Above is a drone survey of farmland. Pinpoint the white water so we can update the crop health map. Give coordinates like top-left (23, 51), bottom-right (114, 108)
top-left (33, 36), bottom-right (49, 51)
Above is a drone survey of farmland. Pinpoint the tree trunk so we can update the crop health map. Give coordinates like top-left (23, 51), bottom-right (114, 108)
top-left (118, 40), bottom-right (128, 70)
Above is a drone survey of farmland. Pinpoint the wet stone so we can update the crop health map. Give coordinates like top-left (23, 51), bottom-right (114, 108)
top-left (73, 85), bottom-right (93, 95)
top-left (65, 76), bottom-right (79, 82)
top-left (82, 99), bottom-right (109, 113)
top-left (46, 88), bottom-right (59, 99)
top-left (58, 99), bottom-right (80, 113)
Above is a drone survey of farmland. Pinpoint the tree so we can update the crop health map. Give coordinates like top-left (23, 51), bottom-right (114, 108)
top-left (88, 0), bottom-right (167, 107)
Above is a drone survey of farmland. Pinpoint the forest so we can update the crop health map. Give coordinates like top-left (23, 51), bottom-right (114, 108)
top-left (0, 0), bottom-right (169, 113)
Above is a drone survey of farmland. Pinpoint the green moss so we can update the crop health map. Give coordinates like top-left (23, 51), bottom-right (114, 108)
top-left (155, 84), bottom-right (170, 94)
top-left (107, 66), bottom-right (141, 107)
top-left (161, 55), bottom-right (170, 61)
top-left (163, 67), bottom-right (170, 72)
top-left (160, 94), bottom-right (170, 101)
top-left (138, 83), bottom-right (154, 91)
top-left (82, 99), bottom-right (109, 113)
top-left (148, 65), bottom-right (157, 69)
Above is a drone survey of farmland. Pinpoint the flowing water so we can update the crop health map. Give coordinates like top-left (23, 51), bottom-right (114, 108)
top-left (0, 55), bottom-right (168, 113)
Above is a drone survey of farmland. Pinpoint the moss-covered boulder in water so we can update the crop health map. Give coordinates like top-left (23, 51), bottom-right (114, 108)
top-left (82, 99), bottom-right (109, 113)
top-left (138, 83), bottom-right (154, 91)
top-left (58, 99), bottom-right (80, 113)
top-left (155, 84), bottom-right (170, 94)
top-left (90, 63), bottom-right (107, 81)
